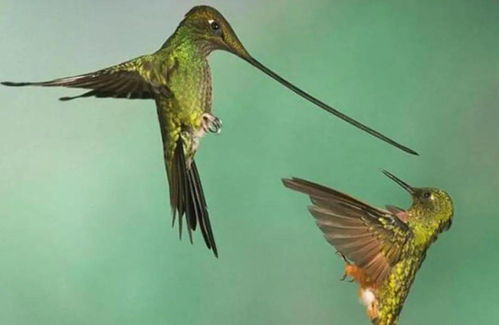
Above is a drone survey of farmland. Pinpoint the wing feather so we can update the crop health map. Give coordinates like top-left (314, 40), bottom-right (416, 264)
top-left (283, 177), bottom-right (411, 285)
top-left (2, 55), bottom-right (173, 100)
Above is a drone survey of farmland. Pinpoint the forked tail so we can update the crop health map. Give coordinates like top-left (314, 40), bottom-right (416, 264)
top-left (168, 138), bottom-right (218, 257)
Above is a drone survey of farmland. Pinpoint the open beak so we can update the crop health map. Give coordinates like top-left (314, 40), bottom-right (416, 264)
top-left (382, 170), bottom-right (415, 194)
top-left (234, 53), bottom-right (418, 155)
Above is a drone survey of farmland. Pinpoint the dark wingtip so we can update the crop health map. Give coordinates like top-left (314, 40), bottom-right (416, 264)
top-left (282, 177), bottom-right (313, 194)
top-left (59, 96), bottom-right (73, 101)
top-left (282, 177), bottom-right (299, 190)
top-left (2, 81), bottom-right (33, 87)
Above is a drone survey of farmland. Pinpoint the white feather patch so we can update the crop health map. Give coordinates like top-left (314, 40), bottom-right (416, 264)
top-left (360, 288), bottom-right (376, 307)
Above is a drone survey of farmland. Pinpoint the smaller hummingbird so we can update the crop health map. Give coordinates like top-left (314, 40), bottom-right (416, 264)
top-left (283, 170), bottom-right (453, 325)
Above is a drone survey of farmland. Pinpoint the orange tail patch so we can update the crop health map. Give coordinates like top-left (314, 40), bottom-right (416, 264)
top-left (344, 264), bottom-right (379, 320)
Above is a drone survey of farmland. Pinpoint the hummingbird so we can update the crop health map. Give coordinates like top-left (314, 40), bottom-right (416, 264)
top-left (2, 6), bottom-right (417, 257)
top-left (282, 170), bottom-right (453, 325)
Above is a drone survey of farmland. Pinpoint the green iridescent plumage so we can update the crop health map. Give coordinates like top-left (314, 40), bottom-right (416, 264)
top-left (3, 6), bottom-right (417, 256)
top-left (283, 171), bottom-right (453, 325)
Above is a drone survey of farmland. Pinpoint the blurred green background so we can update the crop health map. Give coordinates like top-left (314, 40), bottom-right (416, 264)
top-left (1, 0), bottom-right (498, 324)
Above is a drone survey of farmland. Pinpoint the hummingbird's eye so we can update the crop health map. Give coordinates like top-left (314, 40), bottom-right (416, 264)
top-left (422, 191), bottom-right (431, 199)
top-left (208, 19), bottom-right (220, 32)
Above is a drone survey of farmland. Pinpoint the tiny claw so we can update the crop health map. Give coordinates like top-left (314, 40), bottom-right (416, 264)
top-left (336, 251), bottom-right (354, 282)
top-left (202, 113), bottom-right (223, 134)
top-left (336, 251), bottom-right (349, 264)
top-left (339, 270), bottom-right (354, 282)
top-left (208, 117), bottom-right (222, 134)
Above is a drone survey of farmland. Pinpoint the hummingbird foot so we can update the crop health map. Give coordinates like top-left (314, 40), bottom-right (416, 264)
top-left (202, 113), bottom-right (223, 134)
top-left (336, 251), bottom-right (350, 264)
top-left (336, 251), bottom-right (354, 282)
top-left (340, 272), bottom-right (354, 282)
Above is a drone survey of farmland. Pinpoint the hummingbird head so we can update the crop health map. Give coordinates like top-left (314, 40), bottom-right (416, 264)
top-left (382, 170), bottom-right (454, 232)
top-left (181, 6), bottom-right (251, 59)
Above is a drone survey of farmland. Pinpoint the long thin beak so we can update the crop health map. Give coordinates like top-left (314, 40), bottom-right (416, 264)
top-left (382, 170), bottom-right (414, 194)
top-left (241, 56), bottom-right (418, 155)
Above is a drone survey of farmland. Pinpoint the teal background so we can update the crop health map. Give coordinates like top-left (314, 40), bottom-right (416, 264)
top-left (1, 1), bottom-right (498, 324)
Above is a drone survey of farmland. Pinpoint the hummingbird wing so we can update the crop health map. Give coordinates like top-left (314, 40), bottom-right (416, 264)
top-left (2, 56), bottom-right (171, 101)
top-left (283, 178), bottom-right (411, 285)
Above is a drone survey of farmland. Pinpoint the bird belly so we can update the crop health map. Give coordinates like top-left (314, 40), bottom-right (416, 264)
top-left (375, 258), bottom-right (419, 325)
top-left (157, 97), bottom-right (203, 164)
top-left (163, 58), bottom-right (212, 162)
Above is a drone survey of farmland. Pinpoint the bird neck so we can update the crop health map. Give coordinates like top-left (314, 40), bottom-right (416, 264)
top-left (159, 24), bottom-right (214, 58)
top-left (407, 210), bottom-right (447, 248)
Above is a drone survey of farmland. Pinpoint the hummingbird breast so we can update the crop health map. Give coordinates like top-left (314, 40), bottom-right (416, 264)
top-left (169, 56), bottom-right (212, 122)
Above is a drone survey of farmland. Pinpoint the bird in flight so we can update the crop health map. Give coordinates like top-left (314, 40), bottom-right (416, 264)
top-left (283, 171), bottom-right (453, 324)
top-left (3, 6), bottom-right (417, 256)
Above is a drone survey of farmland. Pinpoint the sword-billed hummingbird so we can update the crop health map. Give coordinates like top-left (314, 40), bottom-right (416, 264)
top-left (283, 170), bottom-right (453, 324)
top-left (2, 6), bottom-right (417, 256)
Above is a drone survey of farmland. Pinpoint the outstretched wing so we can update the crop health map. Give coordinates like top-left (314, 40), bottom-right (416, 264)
top-left (2, 55), bottom-right (172, 100)
top-left (283, 177), bottom-right (411, 285)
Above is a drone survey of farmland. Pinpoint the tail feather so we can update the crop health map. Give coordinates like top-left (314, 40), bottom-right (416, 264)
top-left (169, 139), bottom-right (218, 257)
top-left (190, 159), bottom-right (216, 251)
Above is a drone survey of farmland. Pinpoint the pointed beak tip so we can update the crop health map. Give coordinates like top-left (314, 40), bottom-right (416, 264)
top-left (382, 170), bottom-right (414, 194)
top-left (407, 148), bottom-right (419, 156)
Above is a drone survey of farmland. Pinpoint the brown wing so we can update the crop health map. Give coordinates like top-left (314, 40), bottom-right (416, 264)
top-left (283, 177), bottom-right (411, 285)
top-left (2, 55), bottom-right (171, 100)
